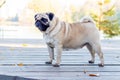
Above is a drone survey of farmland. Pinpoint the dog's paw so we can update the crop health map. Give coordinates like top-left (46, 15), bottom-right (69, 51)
top-left (88, 60), bottom-right (94, 63)
top-left (53, 64), bottom-right (60, 67)
top-left (98, 63), bottom-right (104, 67)
top-left (45, 61), bottom-right (52, 64)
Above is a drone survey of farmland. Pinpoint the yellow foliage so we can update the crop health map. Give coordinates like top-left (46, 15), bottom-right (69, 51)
top-left (104, 0), bottom-right (111, 4)
top-left (28, 0), bottom-right (58, 13)
top-left (28, 0), bottom-right (75, 22)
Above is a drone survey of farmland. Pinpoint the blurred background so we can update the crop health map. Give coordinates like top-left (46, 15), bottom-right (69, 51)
top-left (0, 0), bottom-right (120, 39)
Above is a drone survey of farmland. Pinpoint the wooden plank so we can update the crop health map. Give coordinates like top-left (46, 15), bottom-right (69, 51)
top-left (1, 49), bottom-right (118, 53)
top-left (0, 58), bottom-right (119, 64)
top-left (1, 72), bottom-right (120, 77)
top-left (0, 66), bottom-right (120, 72)
top-left (0, 72), bottom-right (120, 80)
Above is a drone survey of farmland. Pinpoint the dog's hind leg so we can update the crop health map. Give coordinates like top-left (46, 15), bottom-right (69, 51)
top-left (92, 43), bottom-right (104, 67)
top-left (86, 43), bottom-right (95, 64)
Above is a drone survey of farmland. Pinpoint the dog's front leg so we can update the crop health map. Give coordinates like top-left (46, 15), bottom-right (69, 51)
top-left (53, 44), bottom-right (63, 67)
top-left (45, 45), bottom-right (54, 64)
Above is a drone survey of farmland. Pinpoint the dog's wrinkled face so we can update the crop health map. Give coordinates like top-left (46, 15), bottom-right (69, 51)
top-left (34, 12), bottom-right (54, 31)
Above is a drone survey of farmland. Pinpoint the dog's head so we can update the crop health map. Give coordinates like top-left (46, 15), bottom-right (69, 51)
top-left (34, 12), bottom-right (54, 31)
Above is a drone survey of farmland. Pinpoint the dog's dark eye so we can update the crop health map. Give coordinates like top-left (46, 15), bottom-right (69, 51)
top-left (35, 18), bottom-right (37, 21)
top-left (41, 18), bottom-right (48, 23)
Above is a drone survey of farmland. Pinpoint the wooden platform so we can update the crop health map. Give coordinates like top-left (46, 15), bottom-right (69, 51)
top-left (0, 39), bottom-right (120, 80)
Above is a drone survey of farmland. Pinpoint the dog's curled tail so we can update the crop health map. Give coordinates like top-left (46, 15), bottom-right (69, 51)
top-left (80, 16), bottom-right (95, 23)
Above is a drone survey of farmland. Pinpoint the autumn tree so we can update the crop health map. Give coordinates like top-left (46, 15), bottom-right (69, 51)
top-left (91, 0), bottom-right (120, 37)
top-left (28, 0), bottom-right (60, 13)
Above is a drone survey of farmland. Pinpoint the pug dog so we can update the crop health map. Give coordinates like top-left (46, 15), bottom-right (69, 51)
top-left (34, 12), bottom-right (104, 67)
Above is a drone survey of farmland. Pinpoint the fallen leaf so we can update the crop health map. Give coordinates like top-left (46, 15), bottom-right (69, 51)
top-left (89, 73), bottom-right (100, 77)
top-left (22, 44), bottom-right (28, 47)
top-left (17, 63), bottom-right (24, 66)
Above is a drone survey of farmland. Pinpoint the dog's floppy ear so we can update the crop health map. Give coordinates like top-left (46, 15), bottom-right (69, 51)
top-left (46, 12), bottom-right (54, 21)
top-left (34, 14), bottom-right (38, 20)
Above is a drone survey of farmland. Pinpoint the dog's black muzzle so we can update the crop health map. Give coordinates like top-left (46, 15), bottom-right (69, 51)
top-left (40, 18), bottom-right (48, 25)
top-left (35, 20), bottom-right (49, 31)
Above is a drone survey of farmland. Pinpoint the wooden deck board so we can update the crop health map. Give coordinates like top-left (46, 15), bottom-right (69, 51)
top-left (0, 39), bottom-right (120, 80)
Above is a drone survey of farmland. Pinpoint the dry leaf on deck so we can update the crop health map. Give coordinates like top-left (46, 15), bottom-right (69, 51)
top-left (89, 73), bottom-right (100, 77)
top-left (17, 63), bottom-right (24, 66)
top-left (22, 44), bottom-right (28, 47)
